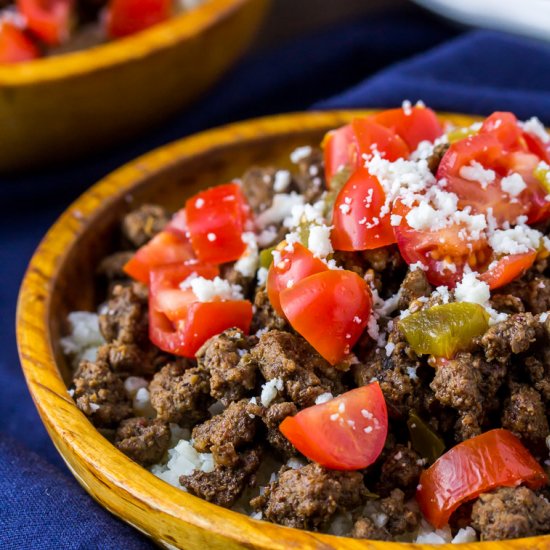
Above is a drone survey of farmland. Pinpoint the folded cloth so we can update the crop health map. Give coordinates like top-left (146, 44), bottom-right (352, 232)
top-left (317, 29), bottom-right (550, 123)
top-left (3, 8), bottom-right (550, 549)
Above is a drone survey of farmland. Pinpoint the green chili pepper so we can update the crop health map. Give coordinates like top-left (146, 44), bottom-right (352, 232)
top-left (446, 126), bottom-right (479, 144)
top-left (534, 163), bottom-right (550, 193)
top-left (259, 247), bottom-right (275, 269)
top-left (407, 411), bottom-right (445, 465)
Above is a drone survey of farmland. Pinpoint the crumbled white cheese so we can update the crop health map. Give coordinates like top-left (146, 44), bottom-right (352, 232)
top-left (290, 146), bottom-right (312, 164)
top-left (410, 261), bottom-right (428, 272)
top-left (257, 226), bottom-right (278, 247)
top-left (234, 232), bottom-right (259, 277)
top-left (390, 214), bottom-right (402, 226)
top-left (451, 527), bottom-right (478, 544)
top-left (256, 267), bottom-right (268, 286)
top-left (255, 192), bottom-right (305, 229)
top-left (540, 312), bottom-right (549, 323)
top-left (260, 378), bottom-right (284, 407)
top-left (459, 161), bottom-right (495, 189)
top-left (315, 392), bottom-right (334, 405)
top-left (273, 170), bottom-right (291, 192)
top-left (454, 272), bottom-right (490, 305)
top-left (521, 116), bottom-right (549, 143)
top-left (489, 224), bottom-right (542, 255)
top-left (501, 173), bottom-right (527, 197)
top-left (402, 99), bottom-right (412, 115)
top-left (385, 342), bottom-right (395, 356)
top-left (190, 276), bottom-right (243, 302)
top-left (307, 224), bottom-right (333, 258)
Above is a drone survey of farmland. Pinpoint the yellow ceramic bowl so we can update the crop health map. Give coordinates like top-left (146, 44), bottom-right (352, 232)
top-left (17, 111), bottom-right (550, 549)
top-left (0, 0), bottom-right (269, 172)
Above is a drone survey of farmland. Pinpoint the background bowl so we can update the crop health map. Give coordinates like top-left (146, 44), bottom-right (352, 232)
top-left (0, 0), bottom-right (269, 173)
top-left (16, 110), bottom-right (550, 549)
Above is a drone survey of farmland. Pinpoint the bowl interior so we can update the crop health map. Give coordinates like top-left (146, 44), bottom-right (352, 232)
top-left (18, 110), bottom-right (549, 550)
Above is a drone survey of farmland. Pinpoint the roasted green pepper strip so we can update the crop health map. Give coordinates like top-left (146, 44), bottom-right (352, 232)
top-left (407, 411), bottom-right (445, 465)
top-left (446, 126), bottom-right (478, 144)
top-left (534, 162), bottom-right (550, 193)
top-left (259, 247), bottom-right (275, 269)
top-left (399, 302), bottom-right (489, 358)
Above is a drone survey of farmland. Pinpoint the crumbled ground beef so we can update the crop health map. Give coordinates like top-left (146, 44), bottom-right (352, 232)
top-left (262, 402), bottom-right (298, 459)
top-left (426, 142), bottom-right (450, 174)
top-left (114, 417), bottom-right (170, 466)
top-left (96, 342), bottom-right (161, 377)
top-left (196, 329), bottom-right (258, 406)
top-left (504, 276), bottom-right (550, 313)
top-left (241, 167), bottom-right (278, 214)
top-left (180, 447), bottom-right (262, 508)
top-left (73, 360), bottom-right (131, 427)
top-left (489, 294), bottom-right (525, 314)
top-left (99, 282), bottom-right (149, 345)
top-left (471, 486), bottom-right (550, 540)
top-left (397, 269), bottom-right (432, 311)
top-left (121, 204), bottom-right (171, 248)
top-left (501, 383), bottom-right (549, 446)
top-left (96, 251), bottom-right (133, 281)
top-left (253, 463), bottom-right (366, 531)
top-left (525, 354), bottom-right (550, 402)
top-left (350, 517), bottom-right (391, 541)
top-left (480, 313), bottom-right (539, 362)
top-left (380, 488), bottom-right (421, 535)
top-left (292, 147), bottom-right (326, 203)
top-left (251, 330), bottom-right (343, 408)
top-left (192, 399), bottom-right (260, 467)
top-left (149, 363), bottom-right (211, 426)
top-left (376, 445), bottom-right (423, 498)
top-left (250, 287), bottom-right (288, 333)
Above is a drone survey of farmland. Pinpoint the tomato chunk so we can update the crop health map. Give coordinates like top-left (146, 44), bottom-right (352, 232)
top-left (416, 429), bottom-right (548, 528)
top-left (149, 263), bottom-right (252, 357)
top-left (0, 21), bottom-right (39, 64)
top-left (479, 250), bottom-right (537, 290)
top-left (123, 230), bottom-right (195, 284)
top-left (323, 124), bottom-right (356, 185)
top-left (17, 0), bottom-right (73, 45)
top-left (280, 383), bottom-right (388, 470)
top-left (331, 168), bottom-right (395, 251)
top-left (106, 0), bottom-right (172, 39)
top-left (373, 105), bottom-right (443, 151)
top-left (280, 270), bottom-right (372, 364)
top-left (266, 242), bottom-right (328, 316)
top-left (185, 182), bottom-right (250, 265)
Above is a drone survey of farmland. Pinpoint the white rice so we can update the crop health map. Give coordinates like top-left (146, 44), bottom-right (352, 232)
top-left (60, 311), bottom-right (103, 366)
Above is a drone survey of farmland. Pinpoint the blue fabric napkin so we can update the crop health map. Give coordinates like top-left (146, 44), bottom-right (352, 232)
top-left (2, 7), bottom-right (550, 548)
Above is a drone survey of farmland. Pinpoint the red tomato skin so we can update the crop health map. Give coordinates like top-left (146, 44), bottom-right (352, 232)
top-left (331, 168), bottom-right (396, 251)
top-left (17, 0), bottom-right (73, 45)
top-left (523, 131), bottom-right (550, 164)
top-left (351, 118), bottom-right (409, 162)
top-left (185, 182), bottom-right (249, 265)
top-left (373, 106), bottom-right (443, 151)
top-left (123, 230), bottom-right (195, 284)
top-left (0, 21), bottom-right (40, 64)
top-left (279, 270), bottom-right (372, 365)
top-left (280, 383), bottom-right (388, 470)
top-left (323, 123), bottom-right (356, 184)
top-left (417, 429), bottom-right (548, 528)
top-left (106, 0), bottom-right (172, 38)
top-left (149, 300), bottom-right (253, 358)
top-left (165, 208), bottom-right (188, 235)
top-left (480, 112), bottom-right (523, 150)
top-left (479, 251), bottom-right (537, 290)
top-left (266, 242), bottom-right (328, 316)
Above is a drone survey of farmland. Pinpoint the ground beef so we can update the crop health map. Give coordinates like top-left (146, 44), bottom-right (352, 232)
top-left (192, 399), bottom-right (260, 467)
top-left (376, 445), bottom-right (422, 498)
top-left (471, 486), bottom-right (550, 541)
top-left (427, 142), bottom-right (450, 174)
top-left (96, 342), bottom-right (161, 377)
top-left (250, 287), bottom-right (288, 333)
top-left (397, 269), bottom-right (432, 311)
top-left (196, 329), bottom-right (258, 406)
top-left (253, 463), bottom-right (366, 531)
top-left (99, 282), bottom-right (149, 345)
top-left (292, 147), bottom-right (326, 203)
top-left (480, 313), bottom-right (539, 362)
top-left (121, 204), bottom-right (171, 248)
top-left (220, 263), bottom-right (255, 298)
top-left (262, 402), bottom-right (298, 459)
top-left (504, 276), bottom-right (550, 314)
top-left (489, 294), bottom-right (525, 314)
top-left (350, 518), bottom-right (391, 541)
top-left (180, 447), bottom-right (262, 508)
top-left (149, 363), bottom-right (211, 426)
top-left (380, 488), bottom-right (421, 535)
top-left (96, 251), bottom-right (133, 281)
top-left (73, 359), bottom-right (131, 427)
top-left (525, 354), bottom-right (550, 402)
top-left (241, 167), bottom-right (278, 214)
top-left (501, 383), bottom-right (549, 446)
top-left (114, 417), bottom-right (170, 466)
top-left (250, 330), bottom-right (343, 408)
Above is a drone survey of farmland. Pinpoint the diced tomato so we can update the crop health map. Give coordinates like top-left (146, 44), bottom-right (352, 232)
top-left (279, 270), bottom-right (372, 364)
top-left (331, 168), bottom-right (396, 251)
top-left (123, 230), bottom-right (195, 284)
top-left (149, 263), bottom-right (252, 357)
top-left (373, 105), bottom-right (443, 151)
top-left (0, 21), bottom-right (40, 64)
top-left (17, 0), bottom-right (73, 46)
top-left (480, 111), bottom-right (524, 150)
top-left (523, 131), bottom-right (550, 164)
top-left (185, 182), bottom-right (250, 265)
top-left (416, 429), bottom-right (548, 528)
top-left (279, 383), bottom-right (388, 470)
top-left (323, 118), bottom-right (409, 184)
top-left (479, 250), bottom-right (537, 290)
top-left (352, 118), bottom-right (409, 162)
top-left (165, 208), bottom-right (188, 235)
top-left (392, 198), bottom-right (491, 288)
top-left (323, 124), bottom-right (356, 185)
top-left (106, 0), bottom-right (172, 39)
top-left (266, 242), bottom-right (328, 316)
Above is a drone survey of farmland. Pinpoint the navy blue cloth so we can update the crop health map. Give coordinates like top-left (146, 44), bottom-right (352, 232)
top-left (2, 7), bottom-right (550, 548)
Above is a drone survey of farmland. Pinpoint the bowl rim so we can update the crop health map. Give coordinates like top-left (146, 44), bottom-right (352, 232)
top-left (0, 0), bottom-right (255, 85)
top-left (16, 109), bottom-right (550, 549)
